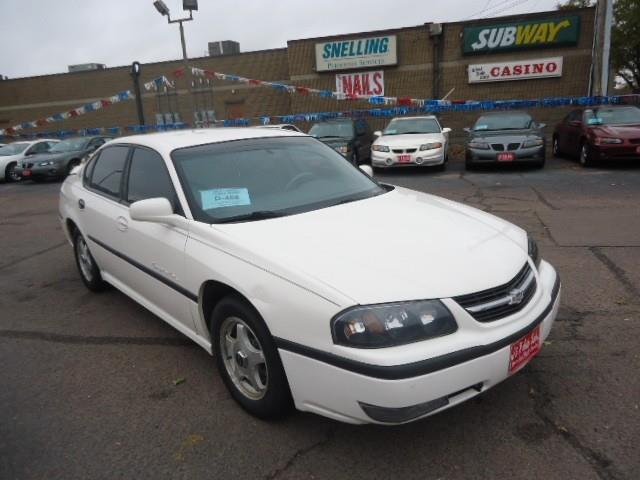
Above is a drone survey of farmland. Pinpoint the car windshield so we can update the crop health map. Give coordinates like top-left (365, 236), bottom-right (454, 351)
top-left (171, 137), bottom-right (385, 224)
top-left (309, 122), bottom-right (354, 139)
top-left (50, 138), bottom-right (88, 152)
top-left (585, 107), bottom-right (640, 126)
top-left (0, 142), bottom-right (30, 156)
top-left (473, 113), bottom-right (534, 131)
top-left (383, 118), bottom-right (441, 135)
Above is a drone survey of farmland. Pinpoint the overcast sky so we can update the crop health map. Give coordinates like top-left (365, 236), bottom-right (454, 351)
top-left (2, 0), bottom-right (562, 79)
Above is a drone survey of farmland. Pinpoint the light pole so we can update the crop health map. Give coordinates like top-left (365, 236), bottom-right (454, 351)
top-left (153, 0), bottom-right (199, 126)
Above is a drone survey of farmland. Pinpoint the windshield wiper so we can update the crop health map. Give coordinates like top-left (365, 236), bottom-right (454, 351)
top-left (215, 210), bottom-right (288, 224)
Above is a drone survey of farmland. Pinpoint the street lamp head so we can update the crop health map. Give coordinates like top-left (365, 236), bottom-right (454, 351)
top-left (183, 0), bottom-right (198, 11)
top-left (153, 0), bottom-right (170, 16)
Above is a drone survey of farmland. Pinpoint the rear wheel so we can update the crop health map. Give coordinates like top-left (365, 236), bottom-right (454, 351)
top-left (212, 296), bottom-right (292, 419)
top-left (552, 137), bottom-right (562, 158)
top-left (73, 231), bottom-right (106, 292)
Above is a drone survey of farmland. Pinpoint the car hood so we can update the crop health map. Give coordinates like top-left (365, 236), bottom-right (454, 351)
top-left (0, 153), bottom-right (24, 162)
top-left (33, 150), bottom-right (82, 161)
top-left (213, 187), bottom-right (528, 305)
top-left (589, 124), bottom-right (640, 139)
top-left (375, 133), bottom-right (445, 148)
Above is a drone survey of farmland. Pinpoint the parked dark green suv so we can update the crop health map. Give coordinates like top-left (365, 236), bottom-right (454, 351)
top-left (309, 119), bottom-right (374, 165)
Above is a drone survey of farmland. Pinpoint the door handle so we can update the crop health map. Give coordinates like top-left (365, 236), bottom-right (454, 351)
top-left (116, 216), bottom-right (128, 232)
top-left (78, 199), bottom-right (85, 210)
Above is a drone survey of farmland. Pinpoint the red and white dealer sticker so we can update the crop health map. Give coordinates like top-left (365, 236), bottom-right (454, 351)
top-left (509, 325), bottom-right (541, 374)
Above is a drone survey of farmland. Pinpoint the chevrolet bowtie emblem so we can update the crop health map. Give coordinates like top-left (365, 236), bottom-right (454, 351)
top-left (507, 288), bottom-right (525, 305)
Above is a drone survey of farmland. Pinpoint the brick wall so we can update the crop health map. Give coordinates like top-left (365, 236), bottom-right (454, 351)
top-left (0, 6), bottom-right (595, 142)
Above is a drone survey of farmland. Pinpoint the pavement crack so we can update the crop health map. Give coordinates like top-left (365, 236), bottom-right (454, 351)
top-left (526, 368), bottom-right (623, 480)
top-left (264, 427), bottom-right (334, 480)
top-left (530, 187), bottom-right (559, 210)
top-left (0, 329), bottom-right (194, 347)
top-left (589, 247), bottom-right (640, 299)
top-left (533, 211), bottom-right (560, 246)
top-left (0, 242), bottom-right (67, 271)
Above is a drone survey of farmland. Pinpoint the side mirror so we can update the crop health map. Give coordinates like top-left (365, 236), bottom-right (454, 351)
top-left (463, 127), bottom-right (471, 133)
top-left (442, 127), bottom-right (452, 134)
top-left (25, 150), bottom-right (36, 156)
top-left (374, 131), bottom-right (382, 138)
top-left (569, 120), bottom-right (582, 127)
top-left (537, 123), bottom-right (547, 129)
top-left (130, 198), bottom-right (184, 228)
top-left (359, 165), bottom-right (374, 177)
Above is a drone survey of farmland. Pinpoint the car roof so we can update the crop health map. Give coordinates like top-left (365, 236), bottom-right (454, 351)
top-left (477, 111), bottom-right (531, 116)
top-left (107, 128), bottom-right (308, 155)
top-left (391, 116), bottom-right (438, 121)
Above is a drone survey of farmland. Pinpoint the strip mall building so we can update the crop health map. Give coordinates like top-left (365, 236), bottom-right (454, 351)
top-left (0, 6), bottom-right (596, 140)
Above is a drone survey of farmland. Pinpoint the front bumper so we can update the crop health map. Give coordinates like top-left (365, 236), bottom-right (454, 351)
top-left (466, 145), bottom-right (545, 164)
top-left (590, 144), bottom-right (640, 161)
top-left (278, 261), bottom-right (560, 424)
top-left (21, 164), bottom-right (64, 179)
top-left (372, 148), bottom-right (444, 168)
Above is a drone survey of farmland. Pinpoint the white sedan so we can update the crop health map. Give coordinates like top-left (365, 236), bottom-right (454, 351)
top-left (371, 116), bottom-right (451, 169)
top-left (59, 128), bottom-right (560, 424)
top-left (0, 139), bottom-right (59, 182)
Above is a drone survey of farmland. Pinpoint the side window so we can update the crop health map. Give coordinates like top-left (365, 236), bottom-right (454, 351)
top-left (89, 138), bottom-right (105, 149)
top-left (88, 146), bottom-right (129, 198)
top-left (126, 148), bottom-right (178, 211)
top-left (28, 142), bottom-right (50, 154)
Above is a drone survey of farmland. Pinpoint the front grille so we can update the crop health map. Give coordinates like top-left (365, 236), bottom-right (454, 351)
top-left (406, 148), bottom-right (417, 153)
top-left (454, 263), bottom-right (537, 322)
top-left (507, 143), bottom-right (521, 151)
top-left (392, 149), bottom-right (403, 154)
top-left (392, 148), bottom-right (417, 154)
top-left (491, 144), bottom-right (505, 151)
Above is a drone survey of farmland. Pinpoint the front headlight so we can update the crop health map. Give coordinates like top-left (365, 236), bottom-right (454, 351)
top-left (420, 142), bottom-right (443, 151)
top-left (332, 300), bottom-right (457, 348)
top-left (372, 144), bottom-right (390, 153)
top-left (594, 137), bottom-right (623, 145)
top-left (528, 235), bottom-right (541, 267)
top-left (38, 161), bottom-right (54, 166)
top-left (468, 141), bottom-right (490, 150)
top-left (522, 138), bottom-right (544, 148)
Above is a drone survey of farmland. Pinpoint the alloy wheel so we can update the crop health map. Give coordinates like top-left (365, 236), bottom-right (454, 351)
top-left (76, 236), bottom-right (94, 282)
top-left (219, 316), bottom-right (268, 400)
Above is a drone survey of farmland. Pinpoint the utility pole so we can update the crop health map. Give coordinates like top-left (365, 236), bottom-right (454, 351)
top-left (130, 61), bottom-right (145, 125)
top-left (593, 0), bottom-right (614, 96)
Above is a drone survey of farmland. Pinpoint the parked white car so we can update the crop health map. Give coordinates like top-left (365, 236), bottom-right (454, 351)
top-left (258, 124), bottom-right (302, 133)
top-left (0, 139), bottom-right (59, 182)
top-left (59, 128), bottom-right (560, 424)
top-left (371, 116), bottom-right (451, 170)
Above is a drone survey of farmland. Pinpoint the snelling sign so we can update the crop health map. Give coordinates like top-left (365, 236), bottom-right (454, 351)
top-left (463, 16), bottom-right (580, 54)
top-left (315, 35), bottom-right (397, 72)
top-left (469, 57), bottom-right (563, 83)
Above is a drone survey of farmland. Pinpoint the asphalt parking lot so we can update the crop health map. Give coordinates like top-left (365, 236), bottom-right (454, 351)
top-left (1, 155), bottom-right (639, 480)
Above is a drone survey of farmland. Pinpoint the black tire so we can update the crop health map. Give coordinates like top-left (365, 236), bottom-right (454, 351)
top-left (32, 177), bottom-right (46, 183)
top-left (4, 163), bottom-right (20, 183)
top-left (579, 141), bottom-right (594, 167)
top-left (465, 158), bottom-right (475, 170)
top-left (211, 296), bottom-right (293, 419)
top-left (73, 230), bottom-right (107, 292)
top-left (552, 136), bottom-right (562, 158)
top-left (534, 158), bottom-right (546, 169)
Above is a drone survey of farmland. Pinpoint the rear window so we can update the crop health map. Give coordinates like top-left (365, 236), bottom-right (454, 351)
top-left (88, 146), bottom-right (129, 198)
top-left (474, 113), bottom-right (534, 131)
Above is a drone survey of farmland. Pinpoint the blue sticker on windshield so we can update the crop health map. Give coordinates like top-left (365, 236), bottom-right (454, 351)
top-left (385, 129), bottom-right (397, 135)
top-left (475, 124), bottom-right (488, 130)
top-left (587, 118), bottom-right (603, 125)
top-left (200, 188), bottom-right (251, 209)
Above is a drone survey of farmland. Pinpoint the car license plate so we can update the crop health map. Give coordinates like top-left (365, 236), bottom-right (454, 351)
top-left (497, 153), bottom-right (515, 162)
top-left (398, 154), bottom-right (411, 163)
top-left (22, 169), bottom-right (31, 177)
top-left (509, 325), bottom-right (541, 374)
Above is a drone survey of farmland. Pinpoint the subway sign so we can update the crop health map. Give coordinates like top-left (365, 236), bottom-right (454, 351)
top-left (315, 35), bottom-right (397, 72)
top-left (463, 16), bottom-right (580, 54)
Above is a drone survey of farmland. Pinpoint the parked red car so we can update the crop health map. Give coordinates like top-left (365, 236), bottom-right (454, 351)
top-left (552, 105), bottom-right (640, 167)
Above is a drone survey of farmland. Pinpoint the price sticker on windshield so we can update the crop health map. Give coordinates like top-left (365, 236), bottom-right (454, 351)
top-left (200, 188), bottom-right (251, 210)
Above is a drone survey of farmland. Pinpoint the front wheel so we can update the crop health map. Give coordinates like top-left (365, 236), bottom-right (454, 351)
top-left (73, 231), bottom-right (107, 292)
top-left (212, 296), bottom-right (292, 419)
top-left (580, 142), bottom-right (594, 167)
top-left (4, 163), bottom-right (20, 183)
top-left (552, 137), bottom-right (562, 158)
